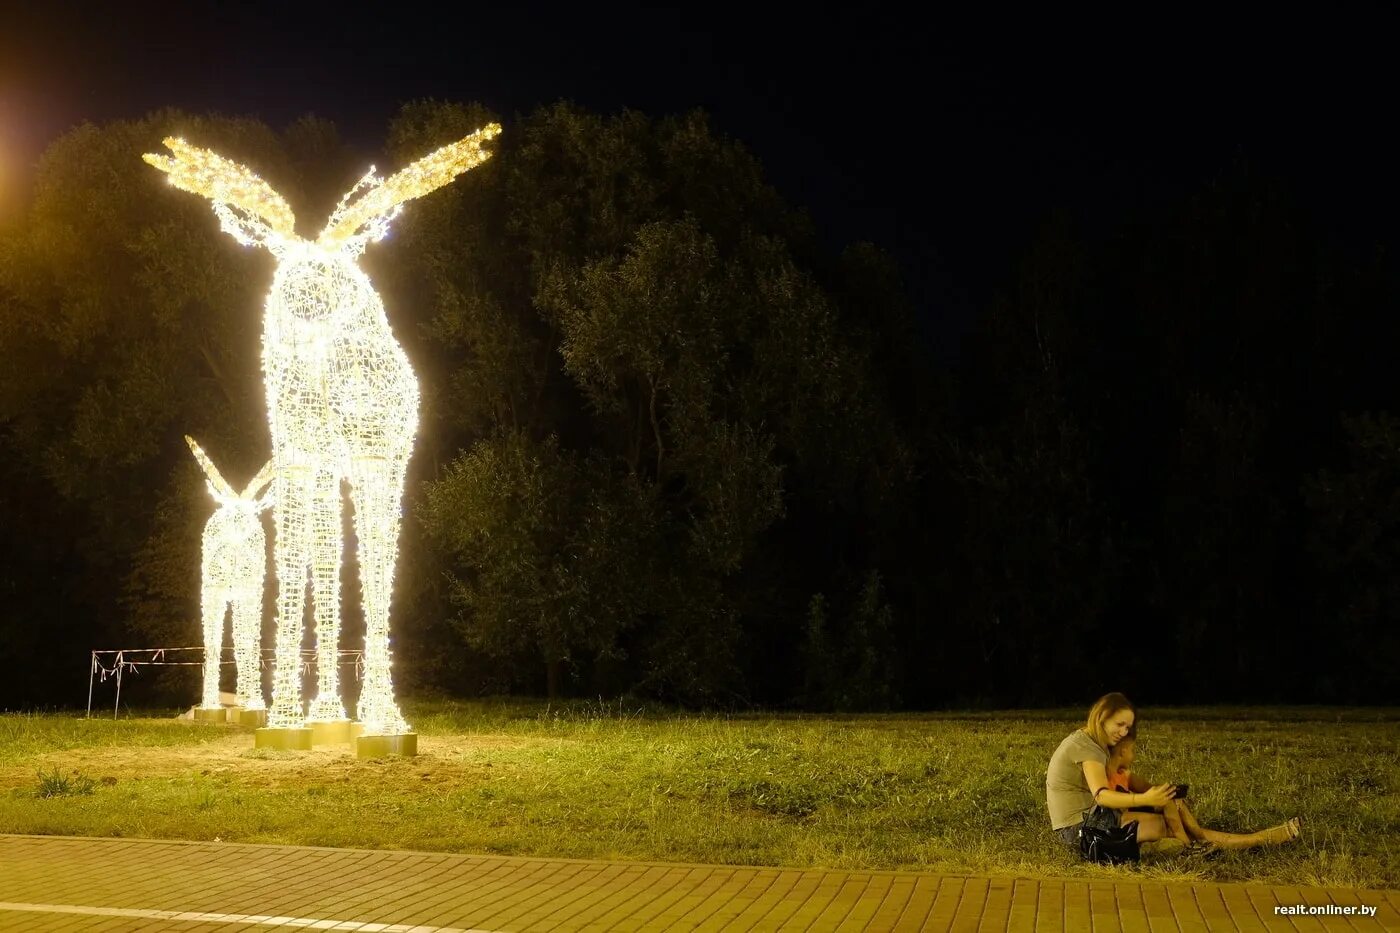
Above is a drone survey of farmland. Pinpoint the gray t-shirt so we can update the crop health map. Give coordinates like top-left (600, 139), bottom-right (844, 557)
top-left (1045, 729), bottom-right (1108, 829)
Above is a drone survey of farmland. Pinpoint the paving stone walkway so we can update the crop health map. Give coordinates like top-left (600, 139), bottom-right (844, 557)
top-left (1, 834), bottom-right (1396, 931)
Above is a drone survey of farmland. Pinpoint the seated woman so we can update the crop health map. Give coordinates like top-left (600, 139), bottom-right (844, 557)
top-left (1046, 693), bottom-right (1301, 857)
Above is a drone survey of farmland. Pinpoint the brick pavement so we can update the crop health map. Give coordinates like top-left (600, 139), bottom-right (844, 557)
top-left (1, 834), bottom-right (1396, 931)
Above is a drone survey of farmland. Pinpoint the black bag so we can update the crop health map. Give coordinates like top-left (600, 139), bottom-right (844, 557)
top-left (1078, 805), bottom-right (1141, 864)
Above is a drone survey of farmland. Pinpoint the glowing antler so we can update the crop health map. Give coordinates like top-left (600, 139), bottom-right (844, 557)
top-left (241, 459), bottom-right (276, 501)
top-left (144, 138), bottom-right (297, 241)
top-left (185, 435), bottom-right (236, 499)
top-left (317, 123), bottom-right (502, 248)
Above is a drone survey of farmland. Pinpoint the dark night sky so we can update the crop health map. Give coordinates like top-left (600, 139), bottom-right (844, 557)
top-left (3, 8), bottom-right (1396, 352)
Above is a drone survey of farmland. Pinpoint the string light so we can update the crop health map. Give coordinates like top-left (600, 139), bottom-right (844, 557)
top-left (185, 436), bottom-right (273, 711)
top-left (147, 125), bottom-right (501, 737)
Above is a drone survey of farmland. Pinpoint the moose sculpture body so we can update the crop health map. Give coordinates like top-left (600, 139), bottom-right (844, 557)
top-left (185, 436), bottom-right (273, 712)
top-left (147, 126), bottom-right (501, 735)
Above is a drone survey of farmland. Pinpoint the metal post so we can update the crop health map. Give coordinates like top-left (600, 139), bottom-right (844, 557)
top-left (113, 652), bottom-right (123, 720)
top-left (86, 652), bottom-right (97, 719)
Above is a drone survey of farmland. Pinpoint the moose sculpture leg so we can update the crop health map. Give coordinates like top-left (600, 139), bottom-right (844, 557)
top-left (265, 462), bottom-right (313, 746)
top-left (198, 591), bottom-right (227, 717)
top-left (306, 469), bottom-right (349, 737)
top-left (351, 454), bottom-right (413, 741)
top-left (230, 592), bottom-right (263, 714)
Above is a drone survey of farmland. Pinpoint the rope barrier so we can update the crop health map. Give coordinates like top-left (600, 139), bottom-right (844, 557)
top-left (85, 647), bottom-right (365, 719)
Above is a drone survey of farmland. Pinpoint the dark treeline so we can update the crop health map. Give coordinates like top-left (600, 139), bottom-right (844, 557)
top-left (2, 102), bottom-right (1397, 711)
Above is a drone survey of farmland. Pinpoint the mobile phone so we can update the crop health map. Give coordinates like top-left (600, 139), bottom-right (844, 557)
top-left (1174, 784), bottom-right (1189, 799)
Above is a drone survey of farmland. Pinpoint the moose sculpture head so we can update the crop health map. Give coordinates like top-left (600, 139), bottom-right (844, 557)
top-left (148, 125), bottom-right (501, 738)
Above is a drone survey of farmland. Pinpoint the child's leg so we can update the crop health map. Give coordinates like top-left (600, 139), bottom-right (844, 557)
top-left (1175, 801), bottom-right (1300, 849)
top-left (1120, 810), bottom-right (1189, 844)
top-left (1175, 800), bottom-right (1209, 841)
top-left (1160, 800), bottom-right (1192, 843)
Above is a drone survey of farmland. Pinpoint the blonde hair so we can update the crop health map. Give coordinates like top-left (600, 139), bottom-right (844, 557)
top-left (1084, 692), bottom-right (1136, 749)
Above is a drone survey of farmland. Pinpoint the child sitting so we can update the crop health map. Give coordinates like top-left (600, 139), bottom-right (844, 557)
top-left (1107, 732), bottom-right (1299, 850)
top-left (1107, 735), bottom-right (1154, 812)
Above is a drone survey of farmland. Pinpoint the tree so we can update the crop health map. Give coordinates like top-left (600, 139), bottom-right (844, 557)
top-left (937, 215), bottom-right (1117, 704)
top-left (405, 101), bottom-right (908, 702)
top-left (1152, 391), bottom-right (1284, 700)
top-left (1303, 412), bottom-right (1400, 702)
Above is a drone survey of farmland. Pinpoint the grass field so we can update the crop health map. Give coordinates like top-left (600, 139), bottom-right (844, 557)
top-left (2, 700), bottom-right (1396, 889)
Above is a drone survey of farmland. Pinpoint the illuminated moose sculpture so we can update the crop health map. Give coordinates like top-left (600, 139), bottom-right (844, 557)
top-left (186, 436), bottom-right (273, 715)
top-left (146, 125), bottom-right (501, 742)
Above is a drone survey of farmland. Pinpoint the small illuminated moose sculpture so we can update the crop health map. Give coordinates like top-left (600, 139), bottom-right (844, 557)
top-left (186, 436), bottom-right (273, 715)
top-left (146, 124), bottom-right (501, 742)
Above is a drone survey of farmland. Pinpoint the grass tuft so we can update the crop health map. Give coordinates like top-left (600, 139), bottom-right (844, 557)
top-left (35, 768), bottom-right (96, 798)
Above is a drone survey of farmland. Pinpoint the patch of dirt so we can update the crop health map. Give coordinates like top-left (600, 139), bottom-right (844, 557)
top-left (1, 731), bottom-right (560, 792)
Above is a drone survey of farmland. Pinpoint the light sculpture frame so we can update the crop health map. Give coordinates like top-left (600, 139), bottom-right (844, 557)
top-left (186, 436), bottom-right (274, 712)
top-left (146, 124), bottom-right (501, 737)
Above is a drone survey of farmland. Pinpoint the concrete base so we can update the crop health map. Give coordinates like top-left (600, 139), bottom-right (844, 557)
top-left (234, 708), bottom-right (268, 728)
top-left (356, 733), bottom-right (417, 759)
top-left (308, 719), bottom-right (358, 745)
top-left (193, 707), bottom-right (228, 724)
top-left (254, 727), bottom-right (313, 751)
